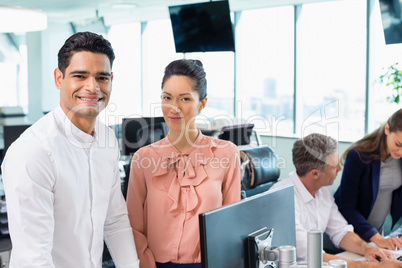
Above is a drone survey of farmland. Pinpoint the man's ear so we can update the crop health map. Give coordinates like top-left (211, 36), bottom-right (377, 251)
top-left (54, 68), bottom-right (63, 89)
top-left (309, 168), bottom-right (321, 179)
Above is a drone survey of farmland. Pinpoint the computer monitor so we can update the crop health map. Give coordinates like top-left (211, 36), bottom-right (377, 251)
top-left (199, 185), bottom-right (296, 268)
top-left (121, 117), bottom-right (169, 156)
top-left (2, 124), bottom-right (31, 158)
top-left (379, 0), bottom-right (402, 44)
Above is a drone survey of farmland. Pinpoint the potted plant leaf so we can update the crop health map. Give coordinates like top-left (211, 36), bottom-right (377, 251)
top-left (378, 62), bottom-right (402, 104)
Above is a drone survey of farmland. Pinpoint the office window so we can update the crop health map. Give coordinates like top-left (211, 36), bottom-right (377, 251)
top-left (186, 51), bottom-right (235, 119)
top-left (0, 34), bottom-right (27, 108)
top-left (142, 19), bottom-right (180, 117)
top-left (296, 0), bottom-right (366, 142)
top-left (369, 0), bottom-right (402, 131)
top-left (0, 63), bottom-right (19, 106)
top-left (103, 23), bottom-right (142, 126)
top-left (236, 7), bottom-right (294, 137)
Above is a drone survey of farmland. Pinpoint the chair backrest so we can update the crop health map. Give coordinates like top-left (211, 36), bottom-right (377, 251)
top-left (239, 145), bottom-right (280, 198)
top-left (2, 124), bottom-right (31, 157)
top-left (121, 117), bottom-right (168, 156)
top-left (120, 117), bottom-right (169, 198)
top-left (215, 123), bottom-right (255, 146)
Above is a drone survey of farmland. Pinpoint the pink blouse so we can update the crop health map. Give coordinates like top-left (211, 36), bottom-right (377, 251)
top-left (126, 132), bottom-right (241, 267)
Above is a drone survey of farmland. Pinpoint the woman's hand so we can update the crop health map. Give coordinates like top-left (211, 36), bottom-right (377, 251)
top-left (363, 246), bottom-right (394, 262)
top-left (371, 233), bottom-right (402, 250)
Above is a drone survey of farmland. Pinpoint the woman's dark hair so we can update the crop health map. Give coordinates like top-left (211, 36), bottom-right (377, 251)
top-left (161, 59), bottom-right (207, 100)
top-left (342, 108), bottom-right (402, 163)
top-left (57, 31), bottom-right (115, 76)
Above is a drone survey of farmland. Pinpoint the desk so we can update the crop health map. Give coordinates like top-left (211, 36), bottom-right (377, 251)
top-left (337, 250), bottom-right (365, 260)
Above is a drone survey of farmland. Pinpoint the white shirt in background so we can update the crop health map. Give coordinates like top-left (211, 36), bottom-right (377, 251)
top-left (270, 172), bottom-right (353, 261)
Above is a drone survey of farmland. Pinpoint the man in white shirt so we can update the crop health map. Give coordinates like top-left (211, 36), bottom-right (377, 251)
top-left (270, 133), bottom-right (401, 268)
top-left (1, 32), bottom-right (140, 267)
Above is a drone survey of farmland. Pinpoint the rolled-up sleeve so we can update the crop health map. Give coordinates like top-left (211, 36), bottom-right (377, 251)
top-left (325, 201), bottom-right (354, 248)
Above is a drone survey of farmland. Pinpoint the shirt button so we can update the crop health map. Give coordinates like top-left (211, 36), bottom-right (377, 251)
top-left (174, 245), bottom-right (177, 248)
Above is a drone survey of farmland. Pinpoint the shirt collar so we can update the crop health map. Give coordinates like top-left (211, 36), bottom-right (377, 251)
top-left (290, 171), bottom-right (315, 204)
top-left (54, 105), bottom-right (97, 148)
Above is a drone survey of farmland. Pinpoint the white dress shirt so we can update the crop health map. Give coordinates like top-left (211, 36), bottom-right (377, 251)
top-left (270, 172), bottom-right (353, 261)
top-left (1, 106), bottom-right (139, 268)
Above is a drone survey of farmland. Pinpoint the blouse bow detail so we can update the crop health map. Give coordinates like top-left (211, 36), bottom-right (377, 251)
top-left (151, 134), bottom-right (217, 218)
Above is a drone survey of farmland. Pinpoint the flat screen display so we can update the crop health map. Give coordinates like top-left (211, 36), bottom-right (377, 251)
top-left (199, 185), bottom-right (296, 268)
top-left (169, 0), bottom-right (235, 53)
top-left (379, 0), bottom-right (402, 44)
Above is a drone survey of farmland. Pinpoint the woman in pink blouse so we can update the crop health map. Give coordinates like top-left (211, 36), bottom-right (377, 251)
top-left (126, 59), bottom-right (241, 268)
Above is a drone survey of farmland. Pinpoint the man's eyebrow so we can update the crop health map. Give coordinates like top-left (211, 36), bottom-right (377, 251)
top-left (69, 70), bottom-right (89, 75)
top-left (69, 70), bottom-right (111, 77)
top-left (97, 71), bottom-right (112, 77)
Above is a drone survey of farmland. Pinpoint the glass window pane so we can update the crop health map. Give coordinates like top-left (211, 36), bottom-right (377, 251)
top-left (0, 63), bottom-right (18, 106)
top-left (142, 19), bottom-right (181, 117)
top-left (369, 0), bottom-right (402, 131)
top-left (188, 51), bottom-right (235, 118)
top-left (236, 7), bottom-right (295, 137)
top-left (0, 33), bottom-right (26, 109)
top-left (104, 23), bottom-right (142, 126)
top-left (297, 0), bottom-right (366, 141)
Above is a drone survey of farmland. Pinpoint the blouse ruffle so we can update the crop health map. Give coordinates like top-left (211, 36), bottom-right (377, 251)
top-left (150, 133), bottom-right (218, 218)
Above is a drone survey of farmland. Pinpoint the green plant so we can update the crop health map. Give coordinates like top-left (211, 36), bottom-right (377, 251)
top-left (378, 63), bottom-right (402, 104)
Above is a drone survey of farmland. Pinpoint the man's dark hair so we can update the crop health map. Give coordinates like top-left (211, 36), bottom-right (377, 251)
top-left (57, 31), bottom-right (115, 76)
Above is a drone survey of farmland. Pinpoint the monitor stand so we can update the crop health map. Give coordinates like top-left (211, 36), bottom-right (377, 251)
top-left (247, 228), bottom-right (347, 268)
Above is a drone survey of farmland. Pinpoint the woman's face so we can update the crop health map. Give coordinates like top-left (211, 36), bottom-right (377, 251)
top-left (161, 75), bottom-right (207, 133)
top-left (385, 123), bottom-right (402, 159)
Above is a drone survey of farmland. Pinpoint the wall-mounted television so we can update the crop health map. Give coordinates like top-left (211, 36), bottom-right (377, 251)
top-left (169, 0), bottom-right (235, 53)
top-left (379, 0), bottom-right (402, 44)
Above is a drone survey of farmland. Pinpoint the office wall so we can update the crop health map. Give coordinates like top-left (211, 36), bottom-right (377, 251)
top-left (260, 135), bottom-right (352, 192)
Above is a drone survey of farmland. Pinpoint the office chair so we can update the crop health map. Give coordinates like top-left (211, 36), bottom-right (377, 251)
top-left (121, 117), bottom-right (168, 157)
top-left (239, 145), bottom-right (280, 198)
top-left (2, 124), bottom-right (30, 157)
top-left (1, 124), bottom-right (31, 172)
top-left (120, 117), bottom-right (169, 198)
top-left (214, 123), bottom-right (256, 146)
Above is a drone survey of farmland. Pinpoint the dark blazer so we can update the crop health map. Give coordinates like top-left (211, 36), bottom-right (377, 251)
top-left (334, 149), bottom-right (402, 241)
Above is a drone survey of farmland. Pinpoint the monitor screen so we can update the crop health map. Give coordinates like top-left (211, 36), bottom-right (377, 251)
top-left (2, 124), bottom-right (30, 157)
top-left (199, 185), bottom-right (296, 268)
top-left (121, 117), bottom-right (169, 156)
top-left (169, 0), bottom-right (235, 53)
